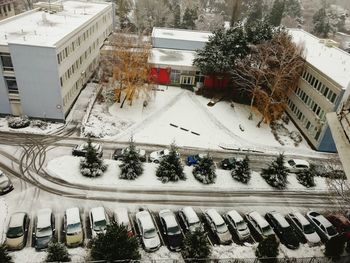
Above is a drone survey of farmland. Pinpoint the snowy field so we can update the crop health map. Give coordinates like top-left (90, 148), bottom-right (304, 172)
top-left (46, 156), bottom-right (328, 192)
top-left (83, 86), bottom-right (312, 154)
top-left (0, 118), bottom-right (63, 134)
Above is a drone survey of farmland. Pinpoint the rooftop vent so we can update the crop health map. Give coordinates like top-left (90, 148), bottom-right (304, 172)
top-left (34, 1), bottom-right (63, 12)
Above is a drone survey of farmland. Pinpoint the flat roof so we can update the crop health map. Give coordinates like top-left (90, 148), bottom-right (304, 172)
top-left (149, 48), bottom-right (196, 68)
top-left (0, 0), bottom-right (111, 47)
top-left (152, 27), bottom-right (211, 43)
top-left (289, 29), bottom-right (350, 88)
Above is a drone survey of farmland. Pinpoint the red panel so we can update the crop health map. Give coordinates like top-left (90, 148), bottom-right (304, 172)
top-left (149, 67), bottom-right (170, 85)
top-left (204, 75), bottom-right (230, 88)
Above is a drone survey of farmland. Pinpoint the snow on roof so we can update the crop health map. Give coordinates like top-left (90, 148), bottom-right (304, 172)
top-left (136, 210), bottom-right (154, 230)
top-left (289, 29), bottom-right (350, 88)
top-left (227, 210), bottom-right (244, 223)
top-left (182, 207), bottom-right (199, 224)
top-left (66, 207), bottom-right (80, 224)
top-left (152, 27), bottom-right (212, 43)
top-left (0, 1), bottom-right (111, 46)
top-left (159, 209), bottom-right (177, 228)
top-left (249, 211), bottom-right (269, 228)
top-left (37, 208), bottom-right (52, 229)
top-left (9, 212), bottom-right (26, 227)
top-left (90, 207), bottom-right (106, 222)
top-left (114, 208), bottom-right (130, 226)
top-left (149, 48), bottom-right (197, 69)
top-left (294, 212), bottom-right (310, 226)
top-left (271, 212), bottom-right (289, 228)
top-left (290, 159), bottom-right (310, 166)
top-left (206, 209), bottom-right (225, 225)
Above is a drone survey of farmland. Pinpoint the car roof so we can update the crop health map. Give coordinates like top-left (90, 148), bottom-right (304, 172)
top-left (270, 212), bottom-right (289, 228)
top-left (227, 210), bottom-right (243, 222)
top-left (182, 207), bottom-right (199, 223)
top-left (37, 208), bottom-right (52, 229)
top-left (290, 159), bottom-right (309, 166)
top-left (328, 214), bottom-right (350, 225)
top-left (77, 143), bottom-right (101, 151)
top-left (249, 211), bottom-right (269, 228)
top-left (159, 209), bottom-right (177, 228)
top-left (206, 209), bottom-right (224, 225)
top-left (292, 212), bottom-right (310, 226)
top-left (66, 207), bottom-right (80, 224)
top-left (308, 211), bottom-right (332, 227)
top-left (91, 207), bottom-right (106, 222)
top-left (136, 211), bottom-right (154, 229)
top-left (9, 212), bottom-right (26, 227)
top-left (114, 208), bottom-right (130, 225)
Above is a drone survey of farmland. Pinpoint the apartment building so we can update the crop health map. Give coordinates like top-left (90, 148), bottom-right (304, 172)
top-left (0, 0), bottom-right (15, 21)
top-left (0, 0), bottom-right (114, 122)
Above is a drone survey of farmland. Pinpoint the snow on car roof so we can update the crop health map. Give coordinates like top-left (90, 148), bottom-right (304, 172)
top-left (66, 207), bottom-right (80, 224)
top-left (9, 212), bottom-right (26, 227)
top-left (293, 212), bottom-right (310, 226)
top-left (271, 212), bottom-right (289, 228)
top-left (182, 207), bottom-right (199, 224)
top-left (290, 159), bottom-right (309, 166)
top-left (91, 207), bottom-right (106, 222)
top-left (77, 143), bottom-right (101, 151)
top-left (313, 213), bottom-right (333, 227)
top-left (227, 210), bottom-right (243, 222)
top-left (37, 208), bottom-right (52, 229)
top-left (114, 208), bottom-right (129, 226)
top-left (249, 211), bottom-right (269, 228)
top-left (159, 209), bottom-right (177, 228)
top-left (206, 209), bottom-right (225, 225)
top-left (136, 211), bottom-right (154, 230)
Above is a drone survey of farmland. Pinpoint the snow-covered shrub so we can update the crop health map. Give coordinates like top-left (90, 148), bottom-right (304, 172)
top-left (46, 242), bottom-right (71, 262)
top-left (119, 139), bottom-right (143, 180)
top-left (281, 114), bottom-right (290, 124)
top-left (183, 228), bottom-right (211, 260)
top-left (325, 234), bottom-right (347, 260)
top-left (231, 156), bottom-right (251, 184)
top-left (80, 137), bottom-right (107, 178)
top-left (261, 154), bottom-right (288, 189)
top-left (289, 131), bottom-right (302, 146)
top-left (30, 119), bottom-right (48, 130)
top-left (297, 164), bottom-right (316, 188)
top-left (193, 154), bottom-right (216, 184)
top-left (256, 235), bottom-right (279, 263)
top-left (0, 243), bottom-right (12, 263)
top-left (7, 115), bottom-right (30, 129)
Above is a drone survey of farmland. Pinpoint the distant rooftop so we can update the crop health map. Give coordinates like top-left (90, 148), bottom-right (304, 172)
top-left (0, 0), bottom-right (111, 47)
top-left (152, 27), bottom-right (212, 43)
top-left (289, 29), bottom-right (350, 88)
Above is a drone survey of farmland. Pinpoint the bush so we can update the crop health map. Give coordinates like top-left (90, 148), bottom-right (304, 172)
top-left (255, 235), bottom-right (279, 263)
top-left (80, 137), bottom-right (107, 178)
top-left (46, 242), bottom-right (71, 262)
top-left (193, 154), bottom-right (216, 184)
top-left (297, 164), bottom-right (316, 188)
top-left (183, 228), bottom-right (211, 261)
top-left (0, 244), bottom-right (12, 263)
top-left (7, 115), bottom-right (30, 129)
top-left (30, 119), bottom-right (48, 130)
top-left (289, 131), bottom-right (302, 146)
top-left (231, 156), bottom-right (251, 184)
top-left (90, 222), bottom-right (140, 261)
top-left (325, 234), bottom-right (347, 260)
top-left (119, 138), bottom-right (143, 180)
top-left (261, 154), bottom-right (288, 189)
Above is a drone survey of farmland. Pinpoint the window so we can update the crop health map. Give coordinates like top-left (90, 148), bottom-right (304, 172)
top-left (330, 93), bottom-right (337, 103)
top-left (0, 53), bottom-right (13, 71)
top-left (306, 121), bottom-right (311, 129)
top-left (323, 87), bottom-right (329, 97)
top-left (5, 77), bottom-right (18, 94)
top-left (171, 70), bottom-right (180, 84)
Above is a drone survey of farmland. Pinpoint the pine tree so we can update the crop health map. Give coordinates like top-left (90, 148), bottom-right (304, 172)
top-left (116, 0), bottom-right (132, 29)
top-left (193, 154), bottom-right (216, 184)
top-left (261, 154), bottom-right (288, 189)
top-left (119, 138), bottom-right (143, 180)
top-left (268, 0), bottom-right (285, 26)
top-left (245, 20), bottom-right (274, 44)
top-left (0, 244), bottom-right (12, 263)
top-left (256, 235), bottom-right (279, 263)
top-left (156, 143), bottom-right (185, 183)
top-left (46, 242), bottom-right (71, 262)
top-left (80, 137), bottom-right (107, 178)
top-left (232, 156), bottom-right (251, 184)
top-left (297, 164), bottom-right (317, 188)
top-left (246, 0), bottom-right (264, 26)
top-left (325, 234), bottom-right (347, 260)
top-left (91, 222), bottom-right (140, 261)
top-left (181, 8), bottom-right (197, 29)
top-left (313, 8), bottom-right (331, 38)
top-left (173, 2), bottom-right (181, 28)
top-left (183, 228), bottom-right (211, 260)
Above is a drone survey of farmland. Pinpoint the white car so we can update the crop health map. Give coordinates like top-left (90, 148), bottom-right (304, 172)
top-left (113, 208), bottom-right (133, 237)
top-left (245, 211), bottom-right (275, 240)
top-left (149, 149), bottom-right (173, 163)
top-left (178, 206), bottom-right (203, 233)
top-left (64, 207), bottom-right (83, 247)
top-left (286, 212), bottom-right (321, 246)
top-left (34, 208), bottom-right (55, 250)
top-left (306, 211), bottom-right (338, 242)
top-left (224, 210), bottom-right (251, 241)
top-left (285, 159), bottom-right (310, 173)
top-left (89, 207), bottom-right (109, 238)
top-left (136, 210), bottom-right (161, 252)
top-left (204, 209), bottom-right (232, 245)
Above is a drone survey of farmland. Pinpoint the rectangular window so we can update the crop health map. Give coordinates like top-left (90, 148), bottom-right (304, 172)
top-left (327, 90), bottom-right (333, 101)
top-left (5, 76), bottom-right (18, 94)
top-left (323, 87), bottom-right (329, 97)
top-left (310, 76), bottom-right (315, 86)
top-left (0, 53), bottom-right (13, 71)
top-left (330, 93), bottom-right (337, 103)
top-left (315, 130), bottom-right (321, 141)
top-left (314, 79), bottom-right (319, 89)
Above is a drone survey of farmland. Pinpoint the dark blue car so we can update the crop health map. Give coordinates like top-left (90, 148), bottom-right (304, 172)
top-left (186, 154), bottom-right (204, 166)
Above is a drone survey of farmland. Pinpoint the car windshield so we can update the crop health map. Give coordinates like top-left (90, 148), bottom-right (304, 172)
top-left (262, 225), bottom-right (272, 235)
top-left (304, 224), bottom-right (315, 234)
top-left (67, 222), bottom-right (81, 234)
top-left (144, 228), bottom-right (156, 239)
top-left (189, 221), bottom-right (200, 230)
top-left (36, 226), bottom-right (52, 238)
top-left (7, 226), bottom-right (23, 238)
top-left (326, 226), bottom-right (337, 236)
top-left (168, 225), bottom-right (181, 235)
top-left (93, 219), bottom-right (107, 232)
top-left (217, 223), bottom-right (228, 234)
top-left (288, 160), bottom-right (296, 166)
top-left (236, 221), bottom-right (246, 230)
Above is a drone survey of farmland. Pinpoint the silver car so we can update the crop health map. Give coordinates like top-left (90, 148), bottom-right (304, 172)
top-left (204, 209), bottom-right (232, 245)
top-left (224, 210), bottom-right (251, 241)
top-left (245, 211), bottom-right (275, 240)
top-left (0, 170), bottom-right (14, 195)
top-left (306, 211), bottom-right (338, 242)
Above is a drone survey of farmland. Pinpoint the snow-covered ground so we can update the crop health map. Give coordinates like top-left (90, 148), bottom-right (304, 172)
top-left (140, 246), bottom-right (183, 261)
top-left (0, 198), bottom-right (8, 244)
top-left (46, 156), bottom-right (328, 192)
top-left (0, 118), bottom-right (63, 134)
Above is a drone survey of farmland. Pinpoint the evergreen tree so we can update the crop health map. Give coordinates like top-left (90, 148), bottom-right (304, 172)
top-left (181, 8), bottom-right (197, 29)
top-left (90, 222), bottom-right (140, 261)
top-left (325, 234), bottom-right (347, 260)
top-left (115, 0), bottom-right (132, 29)
top-left (193, 154), bottom-right (216, 184)
top-left (119, 138), bottom-right (143, 180)
top-left (246, 0), bottom-right (264, 26)
top-left (232, 156), bottom-right (251, 184)
top-left (80, 137), bottom-right (107, 178)
top-left (261, 154), bottom-right (288, 189)
top-left (256, 235), bottom-right (279, 263)
top-left (173, 1), bottom-right (181, 28)
top-left (313, 8), bottom-right (331, 38)
top-left (46, 242), bottom-right (71, 262)
top-left (268, 0), bottom-right (285, 26)
top-left (297, 164), bottom-right (317, 188)
top-left (0, 244), bottom-right (12, 263)
top-left (183, 228), bottom-right (211, 260)
top-left (284, 0), bottom-right (301, 18)
top-left (156, 143), bottom-right (185, 183)
top-left (245, 20), bottom-right (274, 44)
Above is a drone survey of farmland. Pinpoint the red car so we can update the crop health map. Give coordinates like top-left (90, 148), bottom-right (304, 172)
top-left (326, 214), bottom-right (350, 239)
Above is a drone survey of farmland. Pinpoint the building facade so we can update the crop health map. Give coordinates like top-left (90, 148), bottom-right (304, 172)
top-left (0, 0), bottom-right (114, 122)
top-left (0, 0), bottom-right (15, 21)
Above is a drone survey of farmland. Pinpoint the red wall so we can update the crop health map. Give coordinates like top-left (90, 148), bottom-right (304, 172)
top-left (150, 67), bottom-right (171, 85)
top-left (204, 75), bottom-right (230, 89)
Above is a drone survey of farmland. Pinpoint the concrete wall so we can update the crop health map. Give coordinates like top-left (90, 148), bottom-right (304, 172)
top-left (318, 125), bottom-right (337, 152)
top-left (9, 44), bottom-right (64, 121)
top-left (0, 62), bottom-right (11, 115)
top-left (152, 37), bottom-right (206, 51)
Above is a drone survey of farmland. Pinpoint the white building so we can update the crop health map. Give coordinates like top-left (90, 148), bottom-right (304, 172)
top-left (0, 0), bottom-right (114, 122)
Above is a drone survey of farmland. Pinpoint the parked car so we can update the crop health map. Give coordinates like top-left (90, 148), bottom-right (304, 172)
top-left (178, 206), bottom-right (203, 233)
top-left (285, 159), bottom-right (310, 173)
top-left (72, 142), bottom-right (103, 157)
top-left (224, 210), bottom-right (251, 241)
top-left (0, 170), bottom-right (14, 195)
top-left (186, 154), bottom-right (205, 166)
top-left (204, 209), bottom-right (232, 245)
top-left (265, 211), bottom-right (300, 249)
top-left (33, 208), bottom-right (55, 250)
top-left (89, 207), bottom-right (109, 238)
top-left (306, 211), bottom-right (338, 242)
top-left (113, 208), bottom-right (133, 237)
top-left (113, 147), bottom-right (146, 162)
top-left (286, 212), bottom-right (321, 246)
top-left (159, 209), bottom-right (183, 251)
top-left (64, 207), bottom-right (83, 247)
top-left (149, 149), bottom-right (177, 163)
top-left (220, 157), bottom-right (241, 170)
top-left (326, 214), bottom-right (350, 239)
top-left (136, 210), bottom-right (161, 252)
top-left (245, 211), bottom-right (275, 241)
top-left (6, 212), bottom-right (29, 250)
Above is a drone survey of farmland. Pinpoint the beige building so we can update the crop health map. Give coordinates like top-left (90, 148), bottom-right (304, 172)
top-left (0, 0), bottom-right (15, 20)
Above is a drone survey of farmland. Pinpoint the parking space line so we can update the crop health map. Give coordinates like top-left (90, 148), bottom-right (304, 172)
top-left (148, 209), bottom-right (165, 247)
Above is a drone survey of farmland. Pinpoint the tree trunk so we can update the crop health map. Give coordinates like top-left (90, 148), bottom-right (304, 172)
top-left (257, 116), bottom-right (264, 128)
top-left (120, 95), bottom-right (127, 108)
